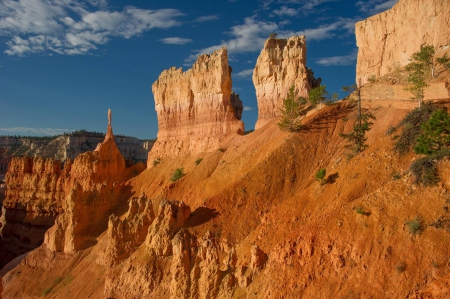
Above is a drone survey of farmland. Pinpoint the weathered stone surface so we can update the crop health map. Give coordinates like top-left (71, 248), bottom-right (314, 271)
top-left (149, 47), bottom-right (244, 161)
top-left (0, 157), bottom-right (66, 245)
top-left (355, 0), bottom-right (450, 85)
top-left (253, 36), bottom-right (320, 130)
top-left (99, 193), bottom-right (155, 267)
top-left (44, 110), bottom-right (131, 253)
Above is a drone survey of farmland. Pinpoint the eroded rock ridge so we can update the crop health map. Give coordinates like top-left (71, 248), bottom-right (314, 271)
top-left (150, 47), bottom-right (244, 161)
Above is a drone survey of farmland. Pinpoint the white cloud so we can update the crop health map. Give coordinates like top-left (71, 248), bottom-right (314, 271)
top-left (272, 6), bottom-right (298, 17)
top-left (356, 0), bottom-right (398, 15)
top-left (243, 106), bottom-right (254, 111)
top-left (160, 37), bottom-right (193, 45)
top-left (234, 68), bottom-right (254, 79)
top-left (186, 17), bottom-right (278, 63)
top-left (316, 50), bottom-right (357, 66)
top-left (275, 0), bottom-right (338, 12)
top-left (0, 127), bottom-right (73, 135)
top-left (195, 15), bottom-right (219, 22)
top-left (0, 0), bottom-right (185, 56)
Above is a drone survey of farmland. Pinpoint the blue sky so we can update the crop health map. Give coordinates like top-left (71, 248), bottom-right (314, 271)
top-left (0, 0), bottom-right (397, 139)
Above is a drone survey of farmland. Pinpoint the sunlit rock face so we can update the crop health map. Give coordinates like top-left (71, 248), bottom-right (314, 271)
top-left (355, 0), bottom-right (450, 85)
top-left (149, 47), bottom-right (244, 162)
top-left (253, 35), bottom-right (320, 130)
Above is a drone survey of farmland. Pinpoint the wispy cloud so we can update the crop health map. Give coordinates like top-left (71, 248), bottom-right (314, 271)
top-left (0, 127), bottom-right (73, 135)
top-left (243, 106), bottom-right (255, 111)
top-left (356, 0), bottom-right (398, 15)
top-left (185, 16), bottom-right (357, 64)
top-left (195, 15), bottom-right (219, 22)
top-left (272, 6), bottom-right (298, 17)
top-left (234, 68), bottom-right (254, 79)
top-left (0, 0), bottom-right (185, 56)
top-left (160, 37), bottom-right (192, 45)
top-left (316, 50), bottom-right (357, 66)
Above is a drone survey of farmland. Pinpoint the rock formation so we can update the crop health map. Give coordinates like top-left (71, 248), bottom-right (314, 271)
top-left (103, 199), bottom-right (266, 299)
top-left (0, 157), bottom-right (68, 268)
top-left (149, 47), bottom-right (244, 161)
top-left (43, 110), bottom-right (131, 253)
top-left (355, 0), bottom-right (450, 85)
top-left (252, 36), bottom-right (320, 130)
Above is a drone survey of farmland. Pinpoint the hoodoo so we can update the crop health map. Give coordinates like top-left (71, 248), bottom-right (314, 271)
top-left (253, 35), bottom-right (320, 130)
top-left (150, 47), bottom-right (244, 162)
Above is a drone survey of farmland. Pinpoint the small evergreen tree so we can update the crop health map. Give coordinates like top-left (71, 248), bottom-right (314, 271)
top-left (308, 85), bottom-right (328, 109)
top-left (414, 109), bottom-right (450, 155)
top-left (405, 45), bottom-right (436, 109)
top-left (340, 112), bottom-right (376, 153)
top-left (437, 53), bottom-right (450, 71)
top-left (277, 85), bottom-right (307, 132)
top-left (315, 168), bottom-right (327, 185)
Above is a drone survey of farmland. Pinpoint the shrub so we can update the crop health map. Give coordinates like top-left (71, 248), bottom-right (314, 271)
top-left (385, 126), bottom-right (397, 135)
top-left (153, 157), bottom-right (161, 166)
top-left (394, 104), bottom-right (436, 154)
top-left (405, 217), bottom-right (424, 235)
top-left (171, 168), bottom-right (185, 182)
top-left (395, 262), bottom-right (407, 273)
top-left (218, 147), bottom-right (226, 153)
top-left (414, 109), bottom-right (450, 155)
top-left (355, 207), bottom-right (370, 216)
top-left (409, 149), bottom-right (450, 185)
top-left (195, 158), bottom-right (203, 166)
top-left (368, 75), bottom-right (376, 83)
top-left (315, 168), bottom-right (326, 184)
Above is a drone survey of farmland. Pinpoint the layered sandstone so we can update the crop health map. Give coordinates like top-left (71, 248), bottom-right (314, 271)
top-left (0, 157), bottom-right (67, 245)
top-left (150, 47), bottom-right (244, 160)
top-left (355, 0), bottom-right (450, 85)
top-left (253, 36), bottom-right (320, 130)
top-left (44, 110), bottom-right (134, 253)
top-left (103, 199), bottom-right (267, 299)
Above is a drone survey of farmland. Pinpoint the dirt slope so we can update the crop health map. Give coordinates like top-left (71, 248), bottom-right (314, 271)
top-left (2, 101), bottom-right (450, 298)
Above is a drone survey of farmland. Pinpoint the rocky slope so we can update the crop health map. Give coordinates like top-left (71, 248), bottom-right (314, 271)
top-left (355, 0), bottom-right (450, 85)
top-left (252, 36), bottom-right (320, 130)
top-left (149, 47), bottom-right (244, 161)
top-left (3, 102), bottom-right (450, 298)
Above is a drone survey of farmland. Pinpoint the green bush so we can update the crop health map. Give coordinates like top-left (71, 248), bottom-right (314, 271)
top-left (218, 147), bottom-right (226, 152)
top-left (410, 149), bottom-right (450, 185)
top-left (405, 217), bottom-right (424, 235)
top-left (315, 168), bottom-right (326, 184)
top-left (195, 158), bottom-right (203, 166)
top-left (171, 168), bottom-right (185, 182)
top-left (414, 109), bottom-right (450, 155)
top-left (394, 104), bottom-right (436, 154)
top-left (153, 157), bottom-right (161, 166)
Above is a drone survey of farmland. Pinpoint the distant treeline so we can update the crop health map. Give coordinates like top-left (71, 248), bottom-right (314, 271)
top-left (1, 130), bottom-right (156, 142)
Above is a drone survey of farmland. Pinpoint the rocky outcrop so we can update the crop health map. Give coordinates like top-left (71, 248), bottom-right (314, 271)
top-left (355, 0), bottom-right (450, 85)
top-left (252, 36), bottom-right (320, 130)
top-left (103, 199), bottom-right (267, 299)
top-left (0, 157), bottom-right (67, 250)
top-left (44, 110), bottom-right (132, 253)
top-left (149, 47), bottom-right (244, 160)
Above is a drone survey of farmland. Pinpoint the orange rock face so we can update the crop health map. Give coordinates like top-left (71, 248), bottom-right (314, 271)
top-left (149, 47), bottom-right (244, 162)
top-left (44, 110), bottom-right (131, 253)
top-left (252, 36), bottom-right (320, 130)
top-left (355, 0), bottom-right (450, 85)
top-left (0, 157), bottom-right (67, 246)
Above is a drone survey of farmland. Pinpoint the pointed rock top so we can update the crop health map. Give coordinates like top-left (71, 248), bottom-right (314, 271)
top-left (105, 108), bottom-right (113, 141)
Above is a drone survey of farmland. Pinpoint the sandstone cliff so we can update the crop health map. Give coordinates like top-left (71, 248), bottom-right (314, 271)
top-left (149, 47), bottom-right (244, 161)
top-left (0, 157), bottom-right (68, 268)
top-left (355, 0), bottom-right (450, 85)
top-left (252, 36), bottom-right (320, 130)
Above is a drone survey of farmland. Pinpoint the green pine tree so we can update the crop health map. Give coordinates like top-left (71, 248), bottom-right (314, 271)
top-left (437, 53), bottom-right (450, 71)
top-left (340, 112), bottom-right (376, 153)
top-left (308, 85), bottom-right (328, 109)
top-left (414, 109), bottom-right (450, 155)
top-left (277, 85), bottom-right (307, 132)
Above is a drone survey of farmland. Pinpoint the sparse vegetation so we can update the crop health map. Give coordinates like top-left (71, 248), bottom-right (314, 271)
top-left (355, 207), bottom-right (370, 216)
top-left (195, 158), bottom-right (203, 166)
top-left (385, 126), bottom-right (397, 135)
top-left (153, 157), bottom-right (161, 166)
top-left (218, 147), bottom-right (226, 152)
top-left (308, 85), bottom-right (328, 109)
top-left (437, 53), bottom-right (450, 71)
top-left (414, 109), bottom-right (450, 155)
top-left (244, 129), bottom-right (254, 135)
top-left (405, 217), bottom-right (424, 235)
top-left (394, 103), bottom-right (437, 154)
top-left (269, 32), bottom-right (277, 38)
top-left (368, 75), bottom-right (377, 83)
top-left (315, 168), bottom-right (327, 185)
top-left (395, 262), bottom-right (407, 273)
top-left (171, 168), bottom-right (185, 182)
top-left (340, 111), bottom-right (375, 153)
top-left (409, 149), bottom-right (450, 186)
top-left (277, 85), bottom-right (308, 132)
